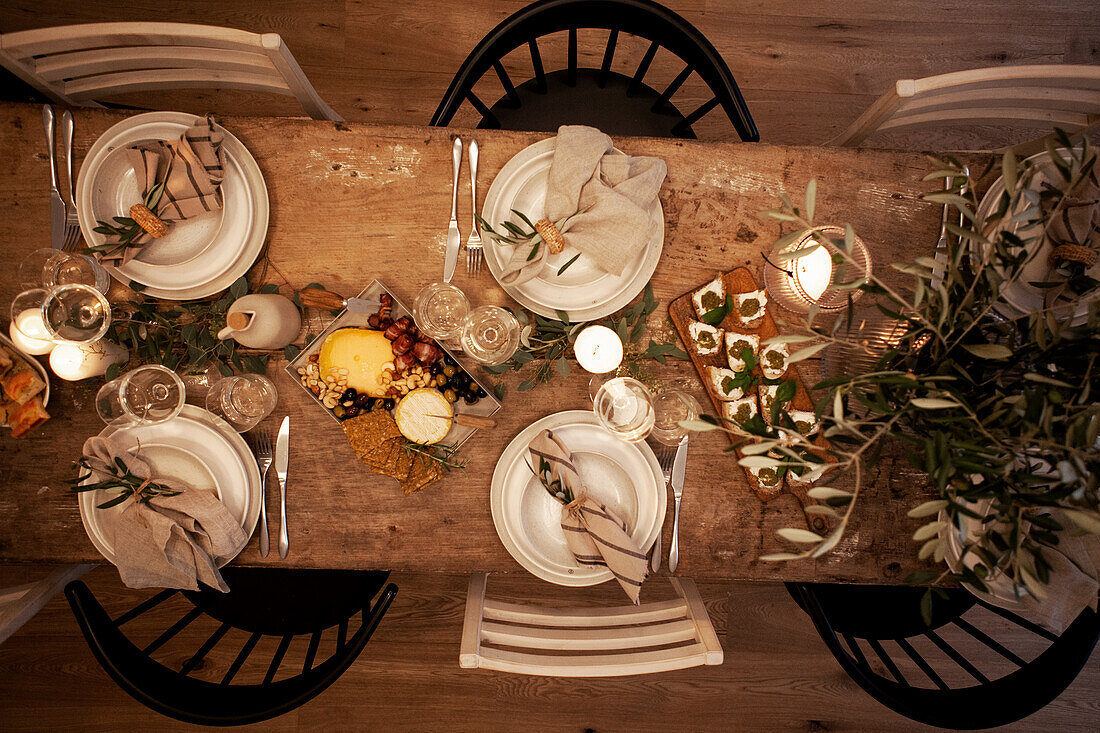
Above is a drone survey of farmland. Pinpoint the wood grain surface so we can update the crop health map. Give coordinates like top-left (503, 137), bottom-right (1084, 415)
top-left (0, 102), bottom-right (984, 585)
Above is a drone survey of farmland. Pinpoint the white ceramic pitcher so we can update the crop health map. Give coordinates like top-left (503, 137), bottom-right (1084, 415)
top-left (217, 294), bottom-right (301, 350)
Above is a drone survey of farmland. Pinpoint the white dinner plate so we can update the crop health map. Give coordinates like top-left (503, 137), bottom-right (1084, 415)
top-left (0, 333), bottom-right (49, 407)
top-left (490, 410), bottom-right (665, 587)
top-left (77, 112), bottom-right (269, 300)
top-left (481, 137), bottom-right (664, 321)
top-left (974, 148), bottom-right (1098, 326)
top-left (78, 404), bottom-right (261, 567)
top-left (939, 499), bottom-right (1029, 606)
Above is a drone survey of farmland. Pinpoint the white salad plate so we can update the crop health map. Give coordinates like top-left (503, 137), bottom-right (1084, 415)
top-left (77, 112), bottom-right (269, 300)
top-left (490, 410), bottom-right (665, 587)
top-left (974, 148), bottom-right (1098, 326)
top-left (481, 137), bottom-right (664, 321)
top-left (0, 333), bottom-right (49, 407)
top-left (78, 404), bottom-right (261, 568)
top-left (939, 499), bottom-right (1030, 606)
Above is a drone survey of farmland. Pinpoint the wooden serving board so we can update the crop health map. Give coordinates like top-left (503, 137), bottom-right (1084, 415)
top-left (669, 267), bottom-right (832, 533)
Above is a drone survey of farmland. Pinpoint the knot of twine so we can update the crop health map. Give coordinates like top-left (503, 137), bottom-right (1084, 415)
top-left (1051, 243), bottom-right (1098, 268)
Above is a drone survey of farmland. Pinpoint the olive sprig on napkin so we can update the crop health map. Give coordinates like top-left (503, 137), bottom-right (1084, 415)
top-left (67, 454), bottom-right (183, 510)
top-left (88, 172), bottom-right (171, 259)
top-left (475, 206), bottom-right (590, 275)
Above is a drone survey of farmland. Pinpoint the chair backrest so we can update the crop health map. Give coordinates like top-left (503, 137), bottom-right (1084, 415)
top-left (65, 569), bottom-right (396, 725)
top-left (430, 0), bottom-right (758, 140)
top-left (829, 65), bottom-right (1100, 148)
top-left (0, 22), bottom-right (341, 121)
top-left (459, 573), bottom-right (723, 676)
top-left (0, 564), bottom-right (92, 646)
top-left (787, 582), bottom-right (1100, 729)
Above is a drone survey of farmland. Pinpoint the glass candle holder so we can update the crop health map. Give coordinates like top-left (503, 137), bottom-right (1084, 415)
top-left (765, 225), bottom-right (871, 313)
top-left (96, 364), bottom-right (186, 426)
top-left (205, 374), bottom-right (278, 432)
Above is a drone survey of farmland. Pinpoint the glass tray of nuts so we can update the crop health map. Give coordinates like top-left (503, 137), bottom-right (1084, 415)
top-left (284, 280), bottom-right (501, 451)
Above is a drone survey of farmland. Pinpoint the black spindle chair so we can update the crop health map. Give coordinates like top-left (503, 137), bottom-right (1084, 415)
top-left (65, 568), bottom-right (396, 726)
top-left (786, 583), bottom-right (1100, 729)
top-left (430, 0), bottom-right (758, 140)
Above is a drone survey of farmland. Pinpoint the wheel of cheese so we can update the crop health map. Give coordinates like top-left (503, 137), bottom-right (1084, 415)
top-left (394, 388), bottom-right (453, 444)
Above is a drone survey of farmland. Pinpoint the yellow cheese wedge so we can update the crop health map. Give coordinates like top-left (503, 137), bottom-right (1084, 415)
top-left (394, 388), bottom-right (453, 444)
top-left (317, 328), bottom-right (393, 397)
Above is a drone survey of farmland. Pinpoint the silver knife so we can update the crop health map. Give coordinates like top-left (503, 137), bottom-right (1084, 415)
top-left (668, 438), bottom-right (688, 573)
top-left (42, 105), bottom-right (66, 250)
top-left (275, 415), bottom-right (290, 559)
top-left (443, 136), bottom-right (462, 282)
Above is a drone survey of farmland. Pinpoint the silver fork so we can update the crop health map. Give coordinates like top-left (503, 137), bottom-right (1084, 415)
top-left (466, 139), bottom-right (483, 276)
top-left (249, 428), bottom-right (273, 557)
top-left (60, 110), bottom-right (82, 252)
top-left (651, 441), bottom-right (676, 572)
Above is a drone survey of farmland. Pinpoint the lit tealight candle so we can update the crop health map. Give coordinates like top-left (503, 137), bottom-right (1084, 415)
top-left (9, 310), bottom-right (55, 355)
top-left (573, 325), bottom-right (623, 374)
top-left (48, 340), bottom-right (128, 381)
top-left (790, 243), bottom-right (833, 303)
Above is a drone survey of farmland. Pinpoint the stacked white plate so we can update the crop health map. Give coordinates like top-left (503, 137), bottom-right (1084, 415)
top-left (77, 112), bottom-right (269, 300)
top-left (974, 148), bottom-right (1099, 326)
top-left (481, 137), bottom-right (664, 322)
top-left (78, 405), bottom-right (261, 568)
top-left (491, 410), bottom-right (665, 586)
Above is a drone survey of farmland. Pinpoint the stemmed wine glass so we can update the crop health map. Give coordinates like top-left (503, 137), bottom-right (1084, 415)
top-left (18, 248), bottom-right (110, 294)
top-left (592, 377), bottom-right (655, 443)
top-left (413, 282), bottom-right (470, 342)
top-left (205, 374), bottom-right (278, 432)
top-left (459, 305), bottom-right (520, 366)
top-left (650, 389), bottom-right (701, 446)
top-left (95, 364), bottom-right (186, 426)
top-left (11, 283), bottom-right (111, 345)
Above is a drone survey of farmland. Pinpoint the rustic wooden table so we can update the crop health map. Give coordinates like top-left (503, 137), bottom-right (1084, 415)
top-left (0, 103), bottom-right (968, 584)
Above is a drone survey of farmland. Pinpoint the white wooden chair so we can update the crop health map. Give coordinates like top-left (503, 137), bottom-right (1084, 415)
top-left (0, 22), bottom-right (341, 121)
top-left (0, 564), bottom-right (92, 646)
top-left (459, 573), bottom-right (723, 677)
top-left (829, 65), bottom-right (1100, 149)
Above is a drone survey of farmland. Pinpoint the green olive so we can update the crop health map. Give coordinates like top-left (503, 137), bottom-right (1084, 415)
top-left (436, 374), bottom-right (448, 387)
top-left (444, 388), bottom-right (458, 403)
top-left (442, 365), bottom-right (457, 378)
top-left (333, 405), bottom-right (345, 418)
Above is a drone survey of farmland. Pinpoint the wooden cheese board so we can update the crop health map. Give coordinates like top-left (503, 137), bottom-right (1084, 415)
top-left (669, 267), bottom-right (832, 533)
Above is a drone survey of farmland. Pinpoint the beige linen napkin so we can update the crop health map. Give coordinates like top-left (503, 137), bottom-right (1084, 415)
top-left (103, 114), bottom-right (226, 265)
top-left (82, 436), bottom-right (247, 592)
top-left (528, 429), bottom-right (648, 603)
top-left (979, 513), bottom-right (1100, 634)
top-left (501, 125), bottom-right (666, 286)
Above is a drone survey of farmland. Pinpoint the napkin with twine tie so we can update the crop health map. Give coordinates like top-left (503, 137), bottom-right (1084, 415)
top-left (1040, 176), bottom-right (1099, 319)
top-left (102, 114), bottom-right (226, 265)
top-left (81, 436), bottom-right (247, 592)
top-left (500, 125), bottom-right (666, 286)
top-left (528, 428), bottom-right (648, 603)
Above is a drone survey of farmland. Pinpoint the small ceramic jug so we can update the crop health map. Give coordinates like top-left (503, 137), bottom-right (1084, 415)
top-left (217, 294), bottom-right (301, 350)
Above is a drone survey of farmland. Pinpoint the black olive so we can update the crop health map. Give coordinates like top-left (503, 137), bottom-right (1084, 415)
top-left (443, 353), bottom-right (456, 366)
top-left (343, 388), bottom-right (358, 402)
top-left (383, 398), bottom-right (396, 410)
top-left (463, 392), bottom-right (478, 405)
top-left (475, 385), bottom-right (487, 397)
top-left (429, 363), bottom-right (441, 376)
top-left (355, 394), bottom-right (371, 407)
top-left (344, 405), bottom-right (361, 418)
top-left (453, 372), bottom-right (470, 388)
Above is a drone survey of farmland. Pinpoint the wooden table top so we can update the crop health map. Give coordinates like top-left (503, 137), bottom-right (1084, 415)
top-left (0, 102), bottom-right (972, 584)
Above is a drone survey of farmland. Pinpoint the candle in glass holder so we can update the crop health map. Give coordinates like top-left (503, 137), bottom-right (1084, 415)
top-left (49, 340), bottom-right (128, 381)
top-left (573, 325), bottom-right (624, 374)
top-left (789, 243), bottom-right (833, 302)
top-left (9, 309), bottom-right (55, 355)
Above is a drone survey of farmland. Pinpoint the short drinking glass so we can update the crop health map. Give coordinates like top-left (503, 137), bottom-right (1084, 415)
top-left (650, 389), bottom-right (701, 446)
top-left (460, 305), bottom-right (520, 366)
top-left (413, 282), bottom-right (470, 341)
top-left (96, 364), bottom-right (186, 425)
top-left (205, 374), bottom-right (278, 432)
top-left (593, 377), bottom-right (655, 443)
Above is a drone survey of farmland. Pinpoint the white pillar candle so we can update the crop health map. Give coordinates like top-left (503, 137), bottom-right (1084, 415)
top-left (9, 310), bottom-right (55, 355)
top-left (573, 325), bottom-right (624, 374)
top-left (49, 340), bottom-right (128, 381)
top-left (791, 243), bottom-right (834, 302)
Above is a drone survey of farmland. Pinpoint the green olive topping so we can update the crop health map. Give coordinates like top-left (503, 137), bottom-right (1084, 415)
top-left (757, 467), bottom-right (779, 486)
top-left (701, 291), bottom-right (722, 310)
top-left (735, 403), bottom-right (752, 422)
top-left (766, 350), bottom-right (786, 368)
top-left (697, 332), bottom-right (715, 349)
top-left (721, 376), bottom-right (735, 393)
top-left (728, 340), bottom-right (750, 359)
top-left (739, 299), bottom-right (760, 317)
top-left (795, 420), bottom-right (813, 433)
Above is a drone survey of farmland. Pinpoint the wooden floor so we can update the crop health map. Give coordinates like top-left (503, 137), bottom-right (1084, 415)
top-left (1, 1), bottom-right (1098, 729)
top-left (1, 565), bottom-right (1098, 731)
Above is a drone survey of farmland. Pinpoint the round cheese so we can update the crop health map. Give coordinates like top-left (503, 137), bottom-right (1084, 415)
top-left (394, 388), bottom-right (453, 444)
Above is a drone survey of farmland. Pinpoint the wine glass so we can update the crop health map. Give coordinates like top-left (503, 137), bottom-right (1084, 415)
top-left (413, 282), bottom-right (470, 341)
top-left (650, 390), bottom-right (702, 446)
top-left (593, 377), bottom-right (655, 443)
top-left (41, 284), bottom-right (111, 344)
top-left (459, 305), bottom-right (520, 366)
top-left (96, 364), bottom-right (186, 425)
top-left (205, 374), bottom-right (278, 432)
top-left (19, 248), bottom-right (110, 294)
